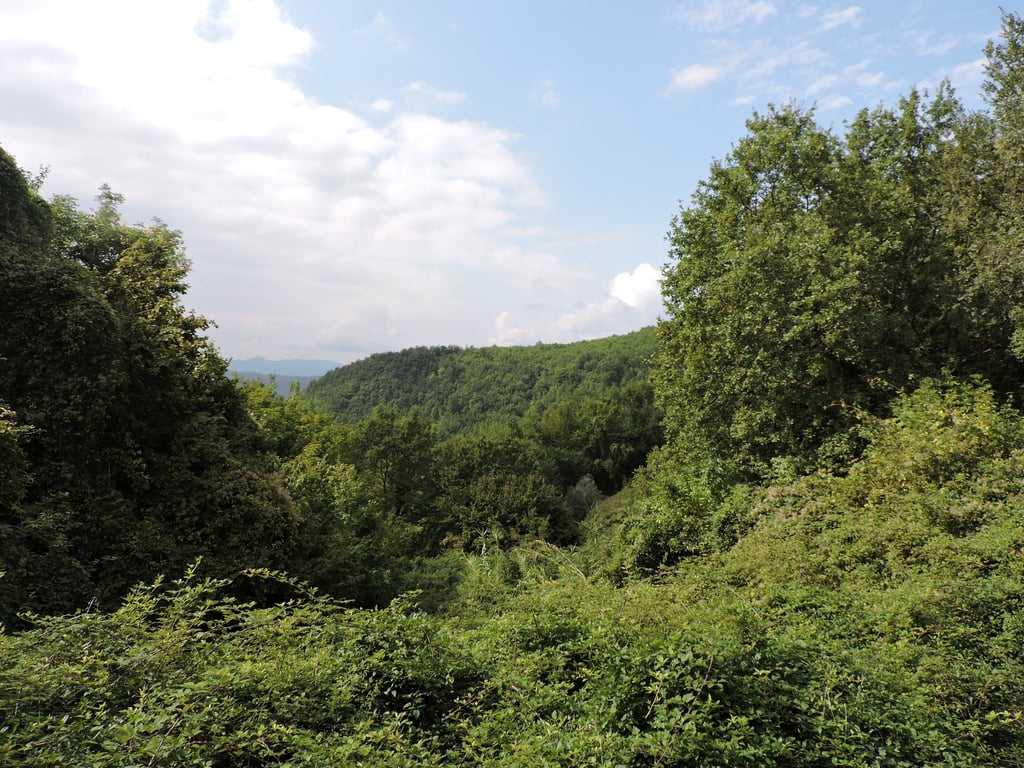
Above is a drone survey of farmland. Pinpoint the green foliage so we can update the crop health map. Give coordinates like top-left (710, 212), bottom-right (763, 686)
top-left (0, 160), bottom-right (296, 623)
top-left (433, 422), bottom-right (573, 551)
top-left (6, 530), bottom-right (1022, 765)
top-left (656, 82), bottom-right (1024, 482)
top-left (7, 16), bottom-right (1024, 766)
top-left (530, 379), bottom-right (664, 494)
top-left (0, 147), bottom-right (50, 254)
top-left (304, 327), bottom-right (656, 437)
top-left (0, 567), bottom-right (475, 766)
top-left (241, 384), bottom-right (423, 607)
top-left (345, 405), bottom-right (438, 526)
top-left (3, 379), bottom-right (1023, 764)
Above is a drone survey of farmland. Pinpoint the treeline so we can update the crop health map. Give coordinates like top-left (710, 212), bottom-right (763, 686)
top-left (304, 327), bottom-right (655, 436)
top-left (3, 12), bottom-right (1024, 766)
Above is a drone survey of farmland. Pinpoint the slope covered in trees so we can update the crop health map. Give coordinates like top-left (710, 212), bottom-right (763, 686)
top-left (4, 12), bottom-right (1024, 766)
top-left (303, 328), bottom-right (655, 436)
top-left (4, 377), bottom-right (1023, 765)
top-left (0, 155), bottom-right (297, 625)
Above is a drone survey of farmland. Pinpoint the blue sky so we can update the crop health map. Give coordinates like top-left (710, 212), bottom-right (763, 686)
top-left (0, 1), bottom-right (1005, 364)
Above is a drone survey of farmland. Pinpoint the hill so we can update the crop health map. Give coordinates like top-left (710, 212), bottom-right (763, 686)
top-left (303, 327), bottom-right (655, 435)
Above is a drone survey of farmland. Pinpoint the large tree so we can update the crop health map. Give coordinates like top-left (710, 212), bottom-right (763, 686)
top-left (0, 147), bottom-right (295, 622)
top-left (656, 39), bottom-right (1024, 481)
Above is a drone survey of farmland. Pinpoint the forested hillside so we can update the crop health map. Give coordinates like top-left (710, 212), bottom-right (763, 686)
top-left (304, 328), bottom-right (655, 436)
top-left (3, 12), bottom-right (1024, 766)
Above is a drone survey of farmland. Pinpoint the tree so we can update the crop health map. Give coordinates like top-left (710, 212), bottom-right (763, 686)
top-left (656, 104), bottom-right (850, 479)
top-left (434, 422), bottom-right (573, 549)
top-left (343, 405), bottom-right (437, 526)
top-left (0, 146), bottom-right (297, 622)
top-left (656, 83), bottom-right (1024, 482)
top-left (981, 11), bottom-right (1024, 361)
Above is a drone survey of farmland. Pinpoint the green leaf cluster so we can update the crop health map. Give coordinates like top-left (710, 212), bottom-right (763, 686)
top-left (0, 149), bottom-right (295, 624)
top-left (657, 65), bottom-right (1024, 482)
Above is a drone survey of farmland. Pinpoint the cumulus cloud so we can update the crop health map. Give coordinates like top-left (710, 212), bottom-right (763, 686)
top-left (0, 0), bottom-right (589, 360)
top-left (671, 63), bottom-right (723, 91)
top-left (493, 311), bottom-right (536, 346)
top-left (541, 263), bottom-right (663, 342)
top-left (611, 263), bottom-right (662, 309)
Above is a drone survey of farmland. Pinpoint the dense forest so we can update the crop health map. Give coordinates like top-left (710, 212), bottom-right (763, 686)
top-left (3, 12), bottom-right (1024, 765)
top-left (303, 328), bottom-right (656, 436)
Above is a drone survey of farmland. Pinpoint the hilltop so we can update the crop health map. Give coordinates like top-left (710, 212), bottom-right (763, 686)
top-left (303, 327), bottom-right (655, 436)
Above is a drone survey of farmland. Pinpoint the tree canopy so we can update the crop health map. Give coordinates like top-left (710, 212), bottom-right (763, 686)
top-left (304, 328), bottom-right (656, 437)
top-left (656, 74), bottom-right (1024, 482)
top-left (0, 149), bottom-right (296, 623)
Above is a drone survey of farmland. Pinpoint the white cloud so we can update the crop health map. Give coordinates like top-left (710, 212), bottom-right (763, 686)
top-left (530, 77), bottom-right (560, 109)
top-left (746, 42), bottom-right (829, 83)
top-left (611, 263), bottom-right (662, 309)
top-left (354, 10), bottom-right (406, 50)
top-left (906, 29), bottom-right (960, 56)
top-left (0, 0), bottom-right (594, 361)
top-left (820, 94), bottom-right (853, 109)
top-left (855, 70), bottom-right (885, 88)
top-left (806, 74), bottom-right (840, 94)
top-left (948, 57), bottom-right (985, 91)
top-left (671, 63), bottom-right (723, 91)
top-left (545, 263), bottom-right (662, 341)
top-left (493, 311), bottom-right (536, 346)
top-left (678, 1), bottom-right (777, 28)
top-left (820, 6), bottom-right (862, 31)
top-left (403, 81), bottom-right (467, 105)
top-left (488, 262), bottom-right (663, 346)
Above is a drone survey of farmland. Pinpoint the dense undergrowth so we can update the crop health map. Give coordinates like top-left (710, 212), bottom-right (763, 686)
top-left (3, 377), bottom-right (1023, 765)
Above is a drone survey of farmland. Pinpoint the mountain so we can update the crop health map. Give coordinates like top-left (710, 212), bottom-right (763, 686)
top-left (228, 357), bottom-right (341, 377)
top-left (302, 327), bottom-right (656, 436)
top-left (228, 357), bottom-right (343, 397)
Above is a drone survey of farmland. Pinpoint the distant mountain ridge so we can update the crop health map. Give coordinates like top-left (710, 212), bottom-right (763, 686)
top-left (303, 327), bottom-right (656, 436)
top-left (229, 357), bottom-right (341, 377)
top-left (228, 358), bottom-right (342, 398)
top-left (230, 371), bottom-right (320, 398)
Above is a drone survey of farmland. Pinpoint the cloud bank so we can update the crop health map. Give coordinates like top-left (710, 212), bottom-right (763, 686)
top-left (0, 0), bottom-right (655, 362)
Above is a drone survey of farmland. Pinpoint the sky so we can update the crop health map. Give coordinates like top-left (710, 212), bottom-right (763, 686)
top-left (0, 1), bottom-right (1007, 366)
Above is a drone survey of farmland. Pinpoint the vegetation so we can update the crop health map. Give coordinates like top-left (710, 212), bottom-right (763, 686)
top-left (303, 328), bottom-right (655, 437)
top-left (3, 12), bottom-right (1024, 766)
top-left (0, 159), bottom-right (296, 625)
